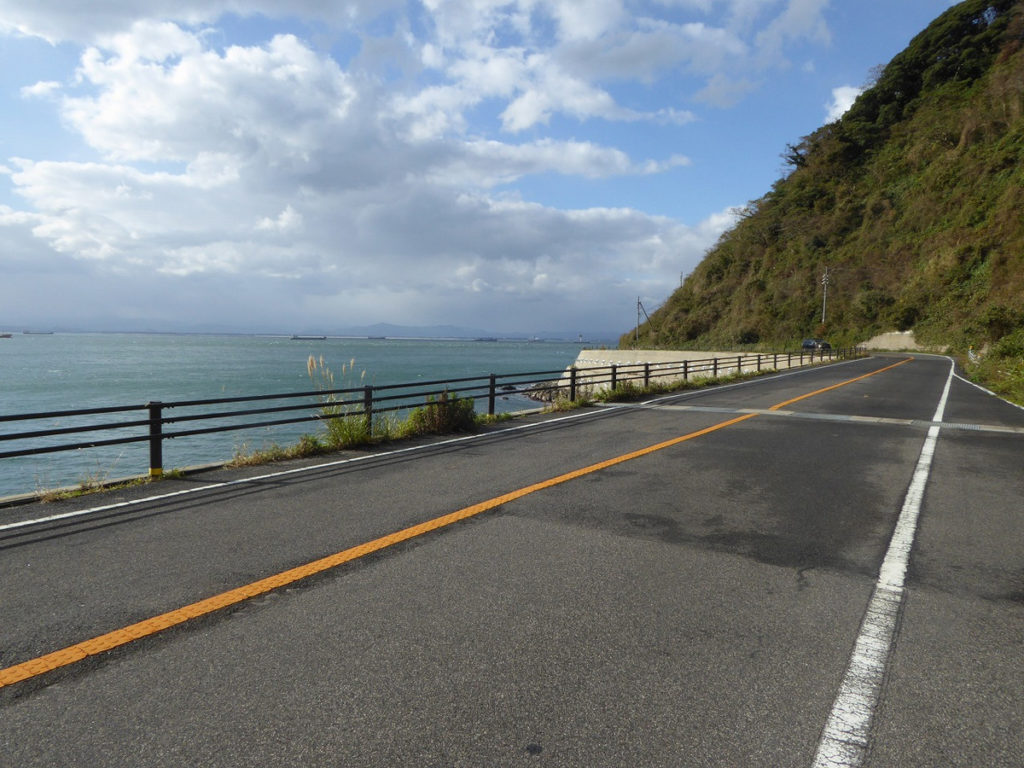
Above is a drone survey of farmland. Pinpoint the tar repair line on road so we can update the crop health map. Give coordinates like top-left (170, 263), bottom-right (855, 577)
top-left (0, 357), bottom-right (912, 690)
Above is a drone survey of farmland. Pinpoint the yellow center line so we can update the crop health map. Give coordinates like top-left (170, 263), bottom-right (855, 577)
top-left (0, 357), bottom-right (909, 689)
top-left (769, 357), bottom-right (912, 410)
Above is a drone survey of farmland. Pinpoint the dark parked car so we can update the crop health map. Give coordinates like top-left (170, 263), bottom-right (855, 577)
top-left (802, 338), bottom-right (831, 350)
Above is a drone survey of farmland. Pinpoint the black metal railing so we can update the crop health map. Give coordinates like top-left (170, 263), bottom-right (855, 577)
top-left (0, 347), bottom-right (860, 480)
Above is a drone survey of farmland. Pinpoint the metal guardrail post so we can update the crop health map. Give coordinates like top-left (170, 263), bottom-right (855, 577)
top-left (147, 401), bottom-right (163, 478)
top-left (757, 354), bottom-right (762, 372)
top-left (569, 367), bottom-right (577, 401)
top-left (363, 386), bottom-right (373, 431)
top-left (488, 374), bottom-right (496, 416)
top-left (610, 364), bottom-right (618, 391)
top-left (644, 362), bottom-right (650, 388)
top-left (736, 355), bottom-right (742, 374)
top-left (683, 360), bottom-right (688, 380)
top-left (712, 358), bottom-right (718, 378)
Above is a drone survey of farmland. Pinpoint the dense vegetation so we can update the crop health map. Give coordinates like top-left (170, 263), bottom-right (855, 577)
top-left (626, 0), bottom-right (1024, 398)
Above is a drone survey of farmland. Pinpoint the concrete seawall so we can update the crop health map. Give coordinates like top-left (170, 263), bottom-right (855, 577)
top-left (560, 348), bottom-right (826, 394)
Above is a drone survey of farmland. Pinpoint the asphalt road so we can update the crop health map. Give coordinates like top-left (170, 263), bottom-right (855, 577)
top-left (1, 354), bottom-right (1021, 766)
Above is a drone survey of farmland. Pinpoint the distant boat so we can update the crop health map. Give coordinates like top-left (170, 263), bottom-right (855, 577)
top-left (290, 334), bottom-right (327, 340)
top-left (0, 333), bottom-right (11, 339)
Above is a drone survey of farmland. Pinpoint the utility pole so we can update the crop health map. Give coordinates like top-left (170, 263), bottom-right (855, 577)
top-left (635, 296), bottom-right (655, 348)
top-left (636, 296), bottom-right (640, 347)
top-left (821, 266), bottom-right (831, 324)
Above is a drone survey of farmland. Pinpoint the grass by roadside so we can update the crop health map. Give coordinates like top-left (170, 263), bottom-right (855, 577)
top-left (31, 470), bottom-right (187, 504)
top-left (591, 369), bottom-right (769, 403)
top-left (964, 355), bottom-right (1024, 406)
top-left (228, 357), bottom-right (503, 468)
top-left (228, 391), bottom-right (500, 467)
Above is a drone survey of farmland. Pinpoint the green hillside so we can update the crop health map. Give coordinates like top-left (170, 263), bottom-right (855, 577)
top-left (626, 0), bottom-right (1024, 397)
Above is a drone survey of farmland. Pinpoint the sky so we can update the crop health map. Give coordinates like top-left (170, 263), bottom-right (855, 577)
top-left (0, 0), bottom-right (958, 338)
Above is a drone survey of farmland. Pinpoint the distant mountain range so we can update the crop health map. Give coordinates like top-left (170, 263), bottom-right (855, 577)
top-left (309, 323), bottom-right (600, 342)
top-left (3, 318), bottom-right (606, 343)
top-left (322, 322), bottom-right (494, 339)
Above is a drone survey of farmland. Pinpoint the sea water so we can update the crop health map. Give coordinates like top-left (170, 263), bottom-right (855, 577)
top-left (0, 333), bottom-right (595, 499)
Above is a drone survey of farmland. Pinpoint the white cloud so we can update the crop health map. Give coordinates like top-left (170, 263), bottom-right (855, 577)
top-left (500, 69), bottom-right (618, 131)
top-left (20, 80), bottom-right (61, 98)
top-left (0, 1), bottom-right (844, 334)
top-left (557, 19), bottom-right (747, 83)
top-left (695, 72), bottom-right (756, 107)
top-left (753, 0), bottom-right (831, 65)
top-left (0, 203), bottom-right (43, 227)
top-left (97, 19), bottom-right (200, 62)
top-left (546, 0), bottom-right (626, 42)
top-left (652, 0), bottom-right (714, 10)
top-left (825, 84), bottom-right (863, 122)
top-left (405, 0), bottom-right (826, 132)
top-left (63, 30), bottom-right (357, 163)
top-left (256, 204), bottom-right (303, 233)
top-left (0, 1), bottom-right (398, 44)
top-left (440, 138), bottom-right (690, 188)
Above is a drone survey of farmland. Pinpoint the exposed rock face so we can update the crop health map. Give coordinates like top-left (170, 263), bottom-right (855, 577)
top-left (859, 331), bottom-right (933, 352)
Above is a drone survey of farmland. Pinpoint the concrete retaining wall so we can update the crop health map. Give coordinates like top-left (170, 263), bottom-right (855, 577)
top-left (859, 331), bottom-right (936, 351)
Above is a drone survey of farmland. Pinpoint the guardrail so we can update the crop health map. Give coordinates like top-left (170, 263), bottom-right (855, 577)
top-left (0, 347), bottom-right (859, 480)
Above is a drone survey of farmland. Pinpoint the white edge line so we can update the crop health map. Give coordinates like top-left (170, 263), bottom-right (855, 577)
top-left (953, 372), bottom-right (1024, 412)
top-left (901, 352), bottom-right (1024, 412)
top-left (811, 357), bottom-right (953, 767)
top-left (0, 408), bottom-right (604, 533)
